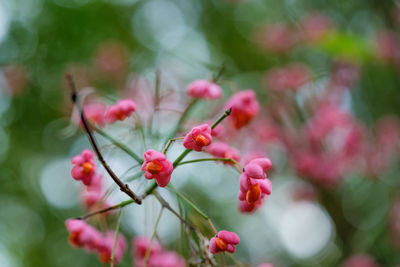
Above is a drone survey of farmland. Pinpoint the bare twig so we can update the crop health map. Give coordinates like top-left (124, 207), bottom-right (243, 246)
top-left (66, 74), bottom-right (142, 204)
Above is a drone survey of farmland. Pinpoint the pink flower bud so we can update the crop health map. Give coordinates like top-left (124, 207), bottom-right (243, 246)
top-left (209, 230), bottom-right (240, 254)
top-left (105, 99), bottom-right (136, 123)
top-left (141, 149), bottom-right (174, 187)
top-left (183, 124), bottom-right (213, 151)
top-left (206, 141), bottom-right (241, 164)
top-left (71, 149), bottom-right (97, 186)
top-left (225, 90), bottom-right (259, 129)
top-left (186, 79), bottom-right (222, 100)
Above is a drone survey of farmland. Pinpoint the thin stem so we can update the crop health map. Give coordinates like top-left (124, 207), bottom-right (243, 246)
top-left (176, 157), bottom-right (242, 173)
top-left (66, 74), bottom-right (142, 204)
top-left (142, 182), bottom-right (158, 199)
top-left (167, 185), bottom-right (209, 220)
top-left (172, 149), bottom-right (191, 168)
top-left (162, 137), bottom-right (184, 154)
top-left (211, 108), bottom-right (231, 129)
top-left (164, 98), bottom-right (199, 144)
top-left (110, 209), bottom-right (123, 267)
top-left (143, 207), bottom-right (164, 267)
top-left (212, 64), bottom-right (226, 82)
top-left (93, 126), bottom-right (144, 164)
top-left (208, 218), bottom-right (217, 235)
top-left (153, 191), bottom-right (196, 231)
top-left (77, 199), bottom-right (134, 220)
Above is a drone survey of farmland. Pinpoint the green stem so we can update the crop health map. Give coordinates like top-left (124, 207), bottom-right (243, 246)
top-left (172, 149), bottom-right (191, 168)
top-left (110, 209), bottom-right (123, 267)
top-left (143, 207), bottom-right (164, 267)
top-left (177, 157), bottom-right (236, 166)
top-left (142, 182), bottom-right (158, 198)
top-left (167, 185), bottom-right (209, 220)
top-left (164, 98), bottom-right (199, 144)
top-left (162, 137), bottom-right (184, 154)
top-left (93, 126), bottom-right (144, 164)
top-left (211, 108), bottom-right (231, 129)
top-left (78, 199), bottom-right (134, 220)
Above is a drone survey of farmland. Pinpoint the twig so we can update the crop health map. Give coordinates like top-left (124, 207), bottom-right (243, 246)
top-left (176, 157), bottom-right (242, 173)
top-left (152, 191), bottom-right (196, 231)
top-left (66, 74), bottom-right (142, 204)
top-left (162, 137), bottom-right (184, 154)
top-left (110, 209), bottom-right (123, 267)
top-left (143, 207), bottom-right (164, 267)
top-left (167, 185), bottom-right (209, 220)
top-left (93, 126), bottom-right (143, 164)
top-left (76, 199), bottom-right (134, 220)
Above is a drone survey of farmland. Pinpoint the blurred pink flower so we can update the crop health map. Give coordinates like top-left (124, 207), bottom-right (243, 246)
top-left (72, 102), bottom-right (107, 127)
top-left (97, 231), bottom-right (127, 264)
top-left (94, 40), bottom-right (129, 78)
top-left (264, 63), bottom-right (310, 92)
top-left (80, 173), bottom-right (103, 207)
top-left (141, 149), bottom-right (173, 187)
top-left (374, 30), bottom-right (400, 63)
top-left (186, 79), bottom-right (222, 100)
top-left (71, 149), bottom-right (97, 186)
top-left (65, 219), bottom-right (102, 252)
top-left (238, 173), bottom-right (272, 205)
top-left (183, 124), bottom-right (213, 151)
top-left (341, 253), bottom-right (380, 267)
top-left (105, 99), bottom-right (137, 123)
top-left (206, 141), bottom-right (241, 164)
top-left (226, 90), bottom-right (259, 129)
top-left (149, 251), bottom-right (186, 267)
top-left (209, 230), bottom-right (240, 254)
top-left (259, 264), bottom-right (274, 267)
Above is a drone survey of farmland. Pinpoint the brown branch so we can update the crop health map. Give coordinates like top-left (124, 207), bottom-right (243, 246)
top-left (66, 74), bottom-right (142, 204)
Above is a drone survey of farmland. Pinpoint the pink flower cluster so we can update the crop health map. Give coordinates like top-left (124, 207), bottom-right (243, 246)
top-left (238, 158), bottom-right (272, 213)
top-left (65, 219), bottom-right (127, 264)
top-left (186, 79), bottom-right (222, 100)
top-left (71, 149), bottom-right (109, 210)
top-left (209, 230), bottom-right (240, 254)
top-left (73, 99), bottom-right (137, 127)
top-left (141, 149), bottom-right (173, 187)
top-left (132, 236), bottom-right (186, 267)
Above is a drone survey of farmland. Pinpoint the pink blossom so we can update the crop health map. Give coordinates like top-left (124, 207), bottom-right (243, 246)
top-left (225, 90), bottom-right (259, 129)
top-left (105, 99), bottom-right (136, 123)
top-left (238, 199), bottom-right (263, 213)
top-left (65, 219), bottom-right (102, 252)
top-left (374, 30), bottom-right (400, 63)
top-left (186, 79), bottom-right (222, 100)
top-left (209, 230), bottom-right (240, 254)
top-left (71, 149), bottom-right (97, 186)
top-left (341, 253), bottom-right (380, 267)
top-left (141, 149), bottom-right (173, 187)
top-left (183, 124), bottom-right (213, 151)
top-left (206, 141), bottom-right (241, 164)
top-left (259, 264), bottom-right (274, 267)
top-left (244, 158), bottom-right (272, 180)
top-left (97, 231), bottom-right (127, 264)
top-left (264, 63), bottom-right (310, 92)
